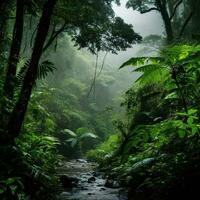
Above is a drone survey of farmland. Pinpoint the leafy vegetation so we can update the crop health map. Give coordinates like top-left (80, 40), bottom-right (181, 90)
top-left (91, 44), bottom-right (200, 200)
top-left (1, 0), bottom-right (200, 199)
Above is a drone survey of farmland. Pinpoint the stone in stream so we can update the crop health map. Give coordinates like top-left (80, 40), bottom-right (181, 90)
top-left (93, 171), bottom-right (103, 177)
top-left (87, 192), bottom-right (95, 195)
top-left (97, 184), bottom-right (104, 187)
top-left (59, 191), bottom-right (71, 199)
top-left (81, 186), bottom-right (88, 190)
top-left (105, 179), bottom-right (121, 188)
top-left (58, 160), bottom-right (128, 200)
top-left (59, 175), bottom-right (79, 188)
top-left (88, 176), bottom-right (96, 183)
top-left (76, 159), bottom-right (88, 163)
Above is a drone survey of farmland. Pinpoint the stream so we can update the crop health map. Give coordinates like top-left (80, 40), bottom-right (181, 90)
top-left (57, 159), bottom-right (128, 200)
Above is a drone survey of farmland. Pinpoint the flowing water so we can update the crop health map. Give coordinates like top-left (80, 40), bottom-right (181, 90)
top-left (58, 159), bottom-right (127, 200)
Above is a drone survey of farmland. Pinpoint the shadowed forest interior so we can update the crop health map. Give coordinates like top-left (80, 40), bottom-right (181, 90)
top-left (1, 0), bottom-right (200, 200)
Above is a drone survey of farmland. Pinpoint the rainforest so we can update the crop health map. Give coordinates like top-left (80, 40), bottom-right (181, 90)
top-left (1, 0), bottom-right (200, 200)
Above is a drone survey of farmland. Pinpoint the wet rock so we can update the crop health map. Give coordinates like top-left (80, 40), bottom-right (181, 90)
top-left (125, 176), bottom-right (133, 186)
top-left (58, 160), bottom-right (128, 200)
top-left (76, 159), bottom-right (87, 163)
top-left (88, 176), bottom-right (96, 183)
top-left (59, 175), bottom-right (79, 188)
top-left (81, 186), bottom-right (88, 190)
top-left (92, 171), bottom-right (103, 177)
top-left (105, 179), bottom-right (121, 188)
top-left (87, 192), bottom-right (95, 195)
top-left (59, 191), bottom-right (71, 200)
top-left (57, 161), bottom-right (63, 167)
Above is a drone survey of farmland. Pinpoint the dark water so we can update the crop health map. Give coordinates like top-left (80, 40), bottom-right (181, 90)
top-left (57, 159), bottom-right (127, 200)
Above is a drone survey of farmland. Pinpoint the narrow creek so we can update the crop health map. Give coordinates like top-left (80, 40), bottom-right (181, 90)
top-left (57, 159), bottom-right (127, 200)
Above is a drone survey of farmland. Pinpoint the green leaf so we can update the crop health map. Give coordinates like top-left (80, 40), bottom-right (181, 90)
top-left (191, 126), bottom-right (198, 135)
top-left (177, 112), bottom-right (188, 117)
top-left (37, 60), bottom-right (56, 79)
top-left (66, 138), bottom-right (78, 147)
top-left (119, 57), bottom-right (148, 68)
top-left (43, 136), bottom-right (60, 145)
top-left (164, 92), bottom-right (178, 100)
top-left (187, 117), bottom-right (194, 126)
top-left (188, 109), bottom-right (198, 115)
top-left (133, 64), bottom-right (164, 73)
top-left (80, 132), bottom-right (98, 139)
top-left (119, 56), bottom-right (162, 69)
top-left (0, 188), bottom-right (5, 194)
top-left (178, 129), bottom-right (186, 138)
top-left (136, 66), bottom-right (169, 85)
top-left (63, 129), bottom-right (77, 137)
top-left (5, 178), bottom-right (15, 185)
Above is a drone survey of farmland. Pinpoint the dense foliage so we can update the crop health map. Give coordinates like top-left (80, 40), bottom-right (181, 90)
top-left (0, 0), bottom-right (141, 199)
top-left (90, 44), bottom-right (200, 200)
top-left (1, 0), bottom-right (200, 200)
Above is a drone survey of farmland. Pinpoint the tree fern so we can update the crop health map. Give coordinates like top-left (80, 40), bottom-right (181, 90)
top-left (37, 60), bottom-right (56, 79)
top-left (120, 44), bottom-right (200, 85)
top-left (120, 57), bottom-right (169, 85)
top-left (136, 66), bottom-right (169, 85)
top-left (17, 59), bottom-right (56, 85)
top-left (16, 59), bottom-right (31, 85)
top-left (119, 56), bottom-right (163, 69)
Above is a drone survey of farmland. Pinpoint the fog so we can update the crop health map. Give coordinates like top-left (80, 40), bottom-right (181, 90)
top-left (50, 0), bottom-right (165, 108)
top-left (102, 0), bottom-right (164, 90)
top-left (113, 0), bottom-right (164, 37)
top-left (109, 0), bottom-right (164, 64)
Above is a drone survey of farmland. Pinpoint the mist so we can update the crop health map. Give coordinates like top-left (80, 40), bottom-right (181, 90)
top-left (47, 1), bottom-right (165, 114)
top-left (1, 1), bottom-right (199, 199)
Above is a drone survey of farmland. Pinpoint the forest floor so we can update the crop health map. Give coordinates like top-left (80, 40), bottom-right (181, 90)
top-left (57, 159), bottom-right (127, 200)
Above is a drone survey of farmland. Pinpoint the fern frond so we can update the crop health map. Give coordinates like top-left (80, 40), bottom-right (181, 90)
top-left (133, 64), bottom-right (166, 73)
top-left (16, 59), bottom-right (31, 85)
top-left (119, 56), bottom-right (163, 69)
top-left (136, 67), bottom-right (169, 85)
top-left (16, 59), bottom-right (56, 86)
top-left (37, 60), bottom-right (56, 79)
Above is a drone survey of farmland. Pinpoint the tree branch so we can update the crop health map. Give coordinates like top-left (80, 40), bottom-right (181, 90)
top-left (87, 52), bottom-right (99, 99)
top-left (169, 0), bottom-right (183, 21)
top-left (42, 23), bottom-right (66, 53)
top-left (179, 11), bottom-right (193, 38)
top-left (140, 7), bottom-right (159, 14)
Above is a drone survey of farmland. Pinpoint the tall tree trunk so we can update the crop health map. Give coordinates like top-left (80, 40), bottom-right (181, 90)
top-left (0, 22), bottom-right (7, 65)
top-left (0, 2), bottom-right (10, 61)
top-left (157, 0), bottom-right (174, 42)
top-left (3, 0), bottom-right (24, 100)
top-left (6, 0), bottom-right (57, 141)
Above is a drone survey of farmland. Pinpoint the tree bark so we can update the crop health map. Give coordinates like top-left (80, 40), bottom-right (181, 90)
top-left (157, 0), bottom-right (174, 42)
top-left (3, 0), bottom-right (24, 100)
top-left (0, 1), bottom-right (10, 61)
top-left (6, 0), bottom-right (57, 140)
